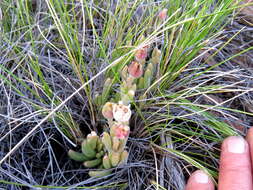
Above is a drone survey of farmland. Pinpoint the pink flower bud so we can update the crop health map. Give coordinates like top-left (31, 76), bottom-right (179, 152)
top-left (158, 9), bottom-right (168, 20)
top-left (135, 48), bottom-right (148, 62)
top-left (128, 61), bottom-right (143, 78)
top-left (111, 123), bottom-right (130, 140)
top-left (102, 102), bottom-right (114, 119)
top-left (113, 103), bottom-right (131, 122)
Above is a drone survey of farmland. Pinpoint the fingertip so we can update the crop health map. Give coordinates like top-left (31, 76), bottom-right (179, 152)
top-left (192, 170), bottom-right (210, 184)
top-left (246, 127), bottom-right (253, 171)
top-left (219, 136), bottom-right (252, 190)
top-left (221, 136), bottom-right (248, 154)
top-left (185, 170), bottom-right (214, 190)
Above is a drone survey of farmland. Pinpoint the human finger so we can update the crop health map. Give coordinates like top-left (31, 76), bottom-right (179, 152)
top-left (218, 136), bottom-right (252, 190)
top-left (246, 127), bottom-right (253, 169)
top-left (185, 170), bottom-right (214, 190)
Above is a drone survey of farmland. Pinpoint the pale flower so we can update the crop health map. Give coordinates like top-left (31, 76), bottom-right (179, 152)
top-left (113, 103), bottom-right (131, 122)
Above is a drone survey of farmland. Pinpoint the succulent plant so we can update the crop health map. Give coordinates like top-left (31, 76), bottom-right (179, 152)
top-left (69, 45), bottom-right (161, 178)
top-left (68, 132), bottom-right (106, 170)
top-left (69, 129), bottom-right (129, 177)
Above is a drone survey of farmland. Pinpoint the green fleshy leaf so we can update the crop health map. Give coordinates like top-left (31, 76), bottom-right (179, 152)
top-left (81, 140), bottom-right (96, 159)
top-left (101, 132), bottom-right (112, 152)
top-left (87, 135), bottom-right (98, 150)
top-left (103, 155), bottom-right (112, 169)
top-left (84, 158), bottom-right (102, 168)
top-left (119, 150), bottom-right (129, 165)
top-left (88, 170), bottom-right (111, 178)
top-left (68, 150), bottom-right (89, 162)
top-left (110, 152), bottom-right (120, 167)
top-left (138, 77), bottom-right (144, 89)
top-left (112, 137), bottom-right (120, 152)
top-left (143, 69), bottom-right (152, 89)
top-left (96, 151), bottom-right (105, 158)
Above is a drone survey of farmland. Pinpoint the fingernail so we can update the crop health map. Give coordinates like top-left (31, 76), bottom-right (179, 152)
top-left (194, 171), bottom-right (209, 184)
top-left (227, 136), bottom-right (246, 154)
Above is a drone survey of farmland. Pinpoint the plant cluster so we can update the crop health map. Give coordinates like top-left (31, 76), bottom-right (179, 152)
top-left (68, 41), bottom-right (162, 177)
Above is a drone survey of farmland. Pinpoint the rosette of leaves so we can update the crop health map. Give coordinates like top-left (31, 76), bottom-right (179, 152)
top-left (68, 132), bottom-right (105, 168)
top-left (89, 131), bottom-right (129, 177)
top-left (68, 130), bottom-right (129, 177)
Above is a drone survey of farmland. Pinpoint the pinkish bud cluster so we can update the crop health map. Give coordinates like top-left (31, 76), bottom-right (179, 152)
top-left (135, 47), bottom-right (148, 62)
top-left (158, 8), bottom-right (168, 20)
top-left (128, 61), bottom-right (143, 78)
